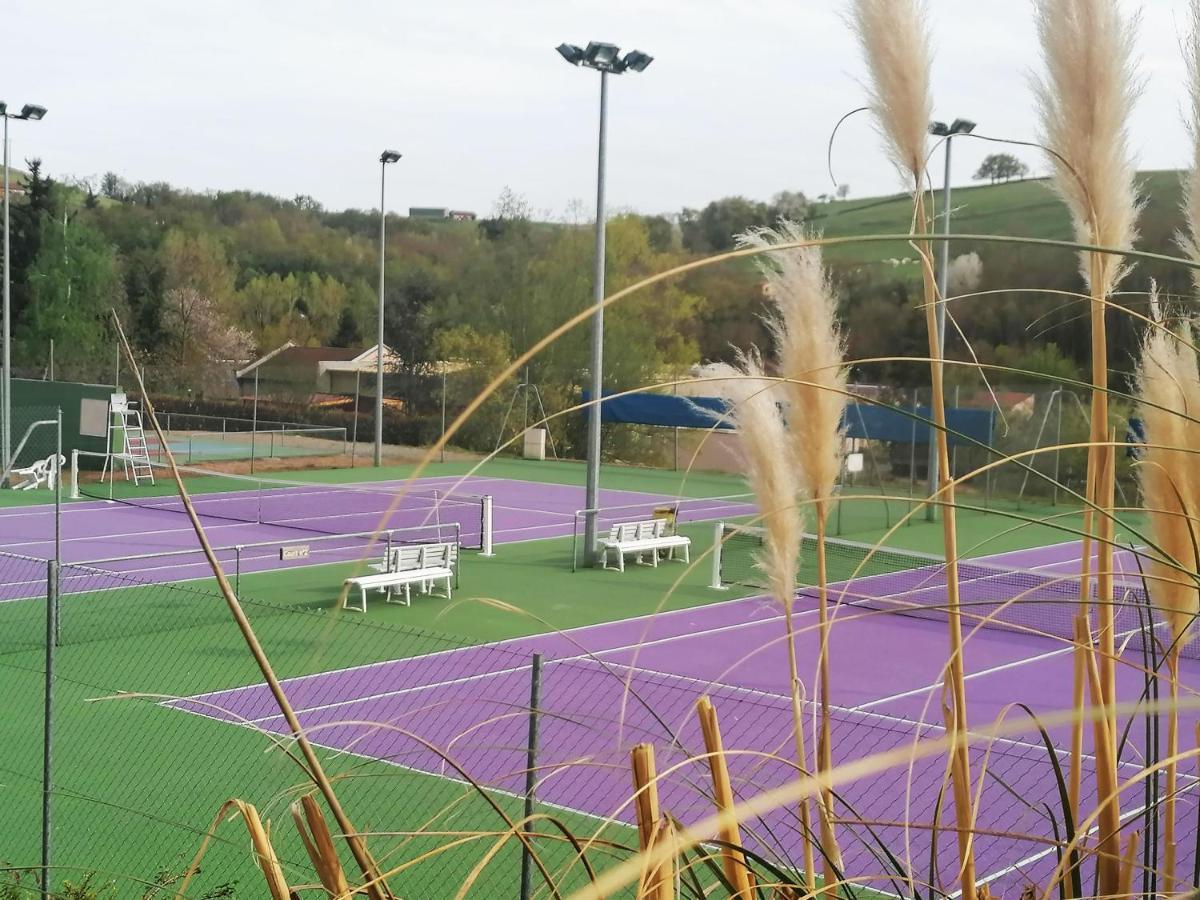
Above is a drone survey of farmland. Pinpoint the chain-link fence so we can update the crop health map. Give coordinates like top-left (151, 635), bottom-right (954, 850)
top-left (2, 538), bottom-right (1190, 896)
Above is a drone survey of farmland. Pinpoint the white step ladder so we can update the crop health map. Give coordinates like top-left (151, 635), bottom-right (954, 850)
top-left (106, 393), bottom-right (155, 486)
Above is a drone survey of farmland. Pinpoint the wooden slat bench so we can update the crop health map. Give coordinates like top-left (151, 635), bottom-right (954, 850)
top-left (596, 519), bottom-right (690, 572)
top-left (342, 542), bottom-right (455, 612)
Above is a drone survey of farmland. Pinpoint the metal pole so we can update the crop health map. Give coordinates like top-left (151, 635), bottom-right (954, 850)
top-left (251, 367), bottom-right (259, 474)
top-left (925, 134), bottom-right (954, 522)
top-left (44, 413), bottom-right (62, 898)
top-left (41, 557), bottom-right (57, 894)
top-left (909, 388), bottom-right (918, 524)
top-left (1053, 388), bottom-right (1064, 507)
top-left (583, 69), bottom-right (609, 566)
top-left (440, 363), bottom-right (447, 465)
top-left (54, 409), bottom-right (61, 646)
top-left (375, 162), bottom-right (387, 467)
top-left (518, 653), bottom-right (544, 900)
top-left (2, 115), bottom-right (10, 477)
top-left (48, 339), bottom-right (53, 381)
top-left (351, 368), bottom-right (360, 467)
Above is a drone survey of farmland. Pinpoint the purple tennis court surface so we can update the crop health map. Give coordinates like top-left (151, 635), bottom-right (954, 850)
top-left (173, 537), bottom-right (1199, 895)
top-left (0, 474), bottom-right (755, 602)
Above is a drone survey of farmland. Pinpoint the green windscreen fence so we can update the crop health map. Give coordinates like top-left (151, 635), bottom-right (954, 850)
top-left (12, 378), bottom-right (115, 466)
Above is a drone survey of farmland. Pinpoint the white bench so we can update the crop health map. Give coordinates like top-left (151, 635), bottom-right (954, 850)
top-left (596, 519), bottom-right (690, 572)
top-left (10, 454), bottom-right (64, 491)
top-left (342, 542), bottom-right (455, 612)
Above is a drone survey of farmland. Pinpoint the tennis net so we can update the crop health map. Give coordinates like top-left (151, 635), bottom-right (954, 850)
top-left (710, 522), bottom-right (1189, 658)
top-left (73, 456), bottom-right (490, 550)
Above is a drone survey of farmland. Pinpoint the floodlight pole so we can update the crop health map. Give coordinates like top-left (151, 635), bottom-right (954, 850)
top-left (375, 152), bottom-right (400, 467)
top-left (2, 115), bottom-right (10, 478)
top-left (924, 120), bottom-right (972, 522)
top-left (583, 70), bottom-right (609, 565)
top-left (2, 104), bottom-right (47, 481)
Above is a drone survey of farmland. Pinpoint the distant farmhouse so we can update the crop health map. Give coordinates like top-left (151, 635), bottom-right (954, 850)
top-left (409, 207), bottom-right (477, 221)
top-left (235, 343), bottom-right (400, 402)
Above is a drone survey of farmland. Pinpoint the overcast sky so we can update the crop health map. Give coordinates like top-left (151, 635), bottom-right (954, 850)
top-left (2, 0), bottom-right (1191, 219)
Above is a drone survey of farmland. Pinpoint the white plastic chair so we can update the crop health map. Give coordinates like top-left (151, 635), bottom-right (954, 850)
top-left (10, 454), bottom-right (65, 490)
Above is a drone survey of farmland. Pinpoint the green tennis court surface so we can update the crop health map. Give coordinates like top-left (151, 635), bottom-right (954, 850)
top-left (0, 456), bottom-right (1141, 894)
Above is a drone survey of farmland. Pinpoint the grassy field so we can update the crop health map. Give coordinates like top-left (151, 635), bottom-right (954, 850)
top-left (805, 169), bottom-right (1182, 267)
top-left (0, 456), bottom-right (1131, 895)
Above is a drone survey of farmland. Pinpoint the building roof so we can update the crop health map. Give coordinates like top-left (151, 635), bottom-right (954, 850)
top-left (236, 342), bottom-right (404, 379)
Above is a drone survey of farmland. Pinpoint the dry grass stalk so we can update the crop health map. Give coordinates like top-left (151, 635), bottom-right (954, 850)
top-left (1134, 309), bottom-right (1200, 895)
top-left (1034, 3), bottom-right (1141, 893)
top-left (737, 221), bottom-right (847, 884)
top-left (111, 313), bottom-right (392, 900)
top-left (849, 3), bottom-right (976, 895)
top-left (631, 743), bottom-right (673, 900)
top-left (1082, 615), bottom-right (1120, 893)
top-left (180, 799), bottom-right (291, 900)
top-left (292, 793), bottom-right (352, 897)
top-left (1117, 829), bottom-right (1139, 900)
top-left (713, 355), bottom-right (816, 887)
top-left (696, 697), bottom-right (755, 897)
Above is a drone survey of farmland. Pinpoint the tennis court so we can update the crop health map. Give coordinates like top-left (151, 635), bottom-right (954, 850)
top-left (0, 470), bottom-right (756, 600)
top-left (169, 534), bottom-right (1199, 896)
top-left (0, 458), bottom-right (1187, 895)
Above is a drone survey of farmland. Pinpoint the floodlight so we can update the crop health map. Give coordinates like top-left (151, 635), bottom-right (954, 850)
top-left (949, 118), bottom-right (976, 135)
top-left (380, 150), bottom-right (401, 164)
top-left (583, 42), bottom-right (620, 69)
top-left (556, 43), bottom-right (585, 65)
top-left (929, 121), bottom-right (949, 136)
top-left (19, 105), bottom-right (46, 121)
top-left (622, 50), bottom-right (653, 72)
top-left (0, 103), bottom-right (6, 117)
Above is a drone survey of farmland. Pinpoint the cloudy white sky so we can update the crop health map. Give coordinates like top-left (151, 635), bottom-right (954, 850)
top-left (2, 1), bottom-right (1192, 218)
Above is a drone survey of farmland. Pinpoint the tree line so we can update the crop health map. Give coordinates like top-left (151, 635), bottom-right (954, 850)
top-left (7, 157), bottom-right (1182, 454)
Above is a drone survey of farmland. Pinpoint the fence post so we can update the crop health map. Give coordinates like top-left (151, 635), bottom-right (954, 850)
top-left (42, 559), bottom-right (59, 893)
top-left (1052, 389), bottom-right (1063, 507)
top-left (480, 496), bottom-right (494, 557)
top-left (441, 364), bottom-right (448, 466)
top-left (518, 653), bottom-right (544, 900)
top-left (908, 388), bottom-right (919, 525)
top-left (235, 546), bottom-right (242, 596)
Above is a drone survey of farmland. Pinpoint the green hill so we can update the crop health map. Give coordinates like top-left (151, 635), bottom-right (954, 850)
top-left (806, 169), bottom-right (1184, 266)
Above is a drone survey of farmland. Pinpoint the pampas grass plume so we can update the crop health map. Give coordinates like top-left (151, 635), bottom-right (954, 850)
top-left (850, 0), bottom-right (933, 186)
top-left (1034, 0), bottom-right (1141, 296)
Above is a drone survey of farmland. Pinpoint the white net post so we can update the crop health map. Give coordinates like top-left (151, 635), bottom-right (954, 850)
top-left (69, 450), bottom-right (80, 500)
top-left (710, 521), bottom-right (728, 590)
top-left (481, 495), bottom-right (494, 557)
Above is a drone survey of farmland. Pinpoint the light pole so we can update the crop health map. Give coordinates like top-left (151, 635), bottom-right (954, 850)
top-left (375, 149), bottom-right (401, 467)
top-left (2, 102), bottom-right (47, 478)
top-left (925, 117), bottom-right (975, 522)
top-left (556, 41), bottom-right (653, 565)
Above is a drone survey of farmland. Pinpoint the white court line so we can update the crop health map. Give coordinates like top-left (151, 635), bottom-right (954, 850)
top-left (233, 610), bottom-right (800, 725)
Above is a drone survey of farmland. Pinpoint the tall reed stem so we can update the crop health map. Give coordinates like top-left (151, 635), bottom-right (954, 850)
top-left (1164, 652), bottom-right (1180, 896)
top-left (915, 188), bottom-right (976, 900)
top-left (815, 501), bottom-right (842, 894)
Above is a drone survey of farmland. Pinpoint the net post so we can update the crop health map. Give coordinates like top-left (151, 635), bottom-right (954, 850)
top-left (69, 449), bottom-right (80, 501)
top-left (710, 521), bottom-right (729, 590)
top-left (518, 652), bottom-right (544, 900)
top-left (572, 511), bottom-right (581, 573)
top-left (480, 495), bottom-right (494, 557)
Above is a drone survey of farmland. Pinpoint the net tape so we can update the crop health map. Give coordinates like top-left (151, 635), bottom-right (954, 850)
top-left (77, 458), bottom-right (487, 549)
